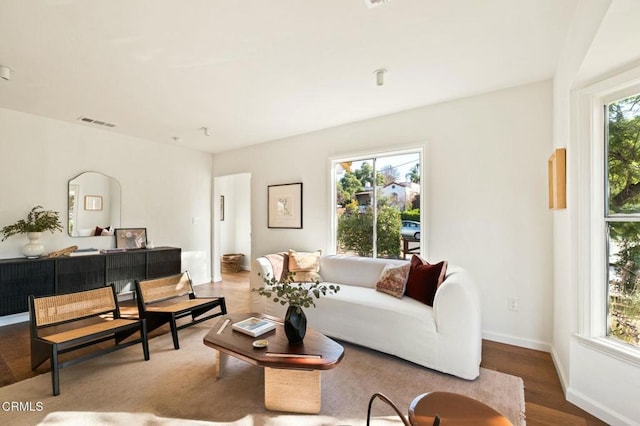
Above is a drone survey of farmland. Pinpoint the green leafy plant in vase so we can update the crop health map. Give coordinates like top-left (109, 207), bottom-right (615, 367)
top-left (1, 206), bottom-right (63, 258)
top-left (253, 272), bottom-right (340, 344)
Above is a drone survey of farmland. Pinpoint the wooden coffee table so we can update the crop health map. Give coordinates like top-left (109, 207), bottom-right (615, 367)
top-left (203, 313), bottom-right (344, 414)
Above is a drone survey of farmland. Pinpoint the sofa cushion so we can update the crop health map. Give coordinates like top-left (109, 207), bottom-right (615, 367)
top-left (319, 255), bottom-right (407, 288)
top-left (375, 263), bottom-right (411, 298)
top-left (405, 256), bottom-right (448, 306)
top-left (288, 250), bottom-right (323, 282)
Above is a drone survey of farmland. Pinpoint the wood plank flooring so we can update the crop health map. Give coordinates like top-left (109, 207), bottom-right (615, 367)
top-left (0, 271), bottom-right (606, 425)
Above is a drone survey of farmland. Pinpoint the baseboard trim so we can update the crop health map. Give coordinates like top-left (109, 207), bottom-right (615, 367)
top-left (482, 331), bottom-right (551, 352)
top-left (550, 347), bottom-right (568, 394)
top-left (566, 386), bottom-right (636, 426)
top-left (0, 312), bottom-right (28, 326)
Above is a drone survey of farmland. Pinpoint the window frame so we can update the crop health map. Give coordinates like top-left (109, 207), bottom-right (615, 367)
top-left (576, 66), bottom-right (640, 366)
top-left (329, 146), bottom-right (425, 259)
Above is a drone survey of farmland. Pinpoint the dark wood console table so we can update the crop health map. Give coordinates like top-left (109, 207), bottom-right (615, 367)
top-left (0, 246), bottom-right (181, 316)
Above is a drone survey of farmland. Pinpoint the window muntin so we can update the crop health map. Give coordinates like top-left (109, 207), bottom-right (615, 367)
top-left (605, 93), bottom-right (640, 347)
top-left (334, 150), bottom-right (421, 259)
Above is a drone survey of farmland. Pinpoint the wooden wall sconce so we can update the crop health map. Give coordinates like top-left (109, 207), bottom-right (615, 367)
top-left (548, 148), bottom-right (566, 209)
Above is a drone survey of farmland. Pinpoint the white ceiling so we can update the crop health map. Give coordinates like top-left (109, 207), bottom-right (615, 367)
top-left (0, 0), bottom-right (579, 154)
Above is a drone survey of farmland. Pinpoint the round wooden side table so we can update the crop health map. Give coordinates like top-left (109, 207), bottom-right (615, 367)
top-left (408, 391), bottom-right (513, 426)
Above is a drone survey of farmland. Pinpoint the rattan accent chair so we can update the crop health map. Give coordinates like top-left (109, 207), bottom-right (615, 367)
top-left (29, 284), bottom-right (149, 396)
top-left (135, 271), bottom-right (227, 349)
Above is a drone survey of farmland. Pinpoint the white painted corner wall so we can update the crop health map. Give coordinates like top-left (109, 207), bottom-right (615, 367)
top-left (0, 107), bottom-right (213, 284)
top-left (212, 80), bottom-right (554, 349)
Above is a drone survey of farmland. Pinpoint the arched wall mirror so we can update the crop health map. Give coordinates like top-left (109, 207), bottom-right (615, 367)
top-left (68, 172), bottom-right (121, 237)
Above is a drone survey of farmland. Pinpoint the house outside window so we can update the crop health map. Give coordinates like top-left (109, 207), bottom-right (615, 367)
top-left (605, 92), bottom-right (640, 347)
top-left (332, 149), bottom-right (422, 259)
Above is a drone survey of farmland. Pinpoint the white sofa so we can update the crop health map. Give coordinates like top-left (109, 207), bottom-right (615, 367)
top-left (251, 254), bottom-right (482, 380)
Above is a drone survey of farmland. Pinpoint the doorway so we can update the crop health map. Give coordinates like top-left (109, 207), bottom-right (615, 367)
top-left (213, 173), bottom-right (251, 282)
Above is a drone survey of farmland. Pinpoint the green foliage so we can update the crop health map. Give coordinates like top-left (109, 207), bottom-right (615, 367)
top-left (252, 272), bottom-right (340, 309)
top-left (354, 162), bottom-right (374, 188)
top-left (1, 206), bottom-right (63, 241)
top-left (337, 205), bottom-right (401, 258)
top-left (338, 173), bottom-right (363, 206)
top-left (606, 95), bottom-right (640, 346)
top-left (608, 95), bottom-right (640, 213)
top-left (376, 205), bottom-right (402, 258)
top-left (337, 207), bottom-right (373, 256)
top-left (609, 299), bottom-right (640, 345)
top-left (401, 209), bottom-right (421, 222)
top-left (406, 163), bottom-right (420, 183)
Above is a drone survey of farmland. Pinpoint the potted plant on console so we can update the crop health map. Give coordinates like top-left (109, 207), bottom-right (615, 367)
top-left (253, 273), bottom-right (340, 344)
top-left (1, 205), bottom-right (63, 258)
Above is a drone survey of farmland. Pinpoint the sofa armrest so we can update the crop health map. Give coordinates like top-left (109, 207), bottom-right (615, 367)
top-left (250, 257), bottom-right (275, 312)
top-left (432, 267), bottom-right (482, 379)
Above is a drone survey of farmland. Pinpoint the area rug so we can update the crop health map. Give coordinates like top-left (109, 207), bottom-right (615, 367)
top-left (0, 323), bottom-right (525, 425)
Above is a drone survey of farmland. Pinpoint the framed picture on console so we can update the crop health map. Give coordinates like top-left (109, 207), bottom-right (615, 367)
top-left (114, 228), bottom-right (148, 249)
top-left (268, 182), bottom-right (302, 229)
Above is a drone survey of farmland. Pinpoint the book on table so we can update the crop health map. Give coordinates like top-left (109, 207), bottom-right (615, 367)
top-left (232, 317), bottom-right (276, 337)
top-left (68, 248), bottom-right (101, 256)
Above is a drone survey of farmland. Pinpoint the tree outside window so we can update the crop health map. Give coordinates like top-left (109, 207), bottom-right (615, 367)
top-left (606, 93), bottom-right (640, 346)
top-left (334, 152), bottom-right (421, 259)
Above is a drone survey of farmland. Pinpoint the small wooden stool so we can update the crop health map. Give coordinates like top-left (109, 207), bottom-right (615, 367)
top-left (408, 391), bottom-right (513, 426)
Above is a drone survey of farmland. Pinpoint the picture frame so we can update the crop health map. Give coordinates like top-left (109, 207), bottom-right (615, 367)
top-left (84, 195), bottom-right (103, 211)
top-left (114, 228), bottom-right (148, 249)
top-left (548, 148), bottom-right (566, 209)
top-left (268, 182), bottom-right (303, 229)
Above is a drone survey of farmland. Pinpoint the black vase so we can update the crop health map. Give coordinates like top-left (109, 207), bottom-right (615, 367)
top-left (284, 305), bottom-right (307, 344)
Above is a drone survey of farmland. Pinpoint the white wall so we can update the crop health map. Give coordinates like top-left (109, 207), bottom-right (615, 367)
top-left (0, 107), bottom-right (213, 284)
top-left (551, 1), bottom-right (640, 424)
top-left (212, 80), bottom-right (554, 348)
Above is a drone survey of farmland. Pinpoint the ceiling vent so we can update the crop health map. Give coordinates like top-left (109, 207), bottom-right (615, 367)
top-left (364, 0), bottom-right (391, 8)
top-left (77, 116), bottom-right (116, 128)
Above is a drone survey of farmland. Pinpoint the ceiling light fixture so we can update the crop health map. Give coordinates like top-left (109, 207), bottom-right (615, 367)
top-left (373, 68), bottom-right (387, 86)
top-left (0, 65), bottom-right (11, 81)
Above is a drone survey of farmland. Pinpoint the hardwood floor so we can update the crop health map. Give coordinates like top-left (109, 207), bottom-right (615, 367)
top-left (0, 271), bottom-right (606, 425)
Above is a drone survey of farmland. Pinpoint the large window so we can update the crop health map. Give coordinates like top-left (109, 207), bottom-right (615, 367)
top-left (332, 149), bottom-right (422, 259)
top-left (605, 92), bottom-right (640, 347)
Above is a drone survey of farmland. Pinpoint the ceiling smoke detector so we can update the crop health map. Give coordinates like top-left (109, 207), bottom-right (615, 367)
top-left (364, 0), bottom-right (392, 8)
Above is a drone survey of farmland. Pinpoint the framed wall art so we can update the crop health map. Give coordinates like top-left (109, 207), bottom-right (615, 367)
top-left (84, 195), bottom-right (103, 211)
top-left (114, 228), bottom-right (148, 249)
top-left (268, 182), bottom-right (303, 229)
top-left (548, 148), bottom-right (566, 209)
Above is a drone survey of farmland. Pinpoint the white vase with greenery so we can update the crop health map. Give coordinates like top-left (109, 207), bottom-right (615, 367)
top-left (1, 206), bottom-right (63, 258)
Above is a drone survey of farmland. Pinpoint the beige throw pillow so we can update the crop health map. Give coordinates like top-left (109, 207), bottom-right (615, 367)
top-left (288, 249), bottom-right (322, 282)
top-left (375, 262), bottom-right (411, 298)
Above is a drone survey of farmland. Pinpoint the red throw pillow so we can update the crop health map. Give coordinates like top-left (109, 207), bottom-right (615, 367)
top-left (405, 256), bottom-right (448, 306)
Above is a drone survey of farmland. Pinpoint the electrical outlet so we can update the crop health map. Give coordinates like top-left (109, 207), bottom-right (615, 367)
top-left (508, 297), bottom-right (519, 312)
